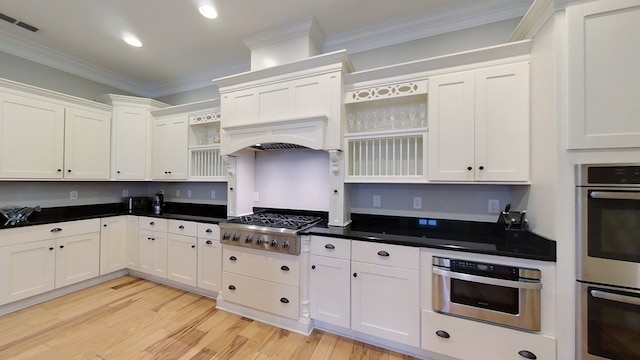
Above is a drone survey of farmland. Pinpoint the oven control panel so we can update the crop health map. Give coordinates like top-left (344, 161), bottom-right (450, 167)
top-left (220, 228), bottom-right (299, 255)
top-left (433, 256), bottom-right (541, 281)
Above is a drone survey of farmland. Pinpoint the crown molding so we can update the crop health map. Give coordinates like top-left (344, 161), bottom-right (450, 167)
top-left (324, 0), bottom-right (533, 54)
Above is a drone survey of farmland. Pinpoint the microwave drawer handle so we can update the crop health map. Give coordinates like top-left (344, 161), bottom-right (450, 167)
top-left (590, 289), bottom-right (640, 306)
top-left (589, 191), bottom-right (640, 200)
top-left (432, 267), bottom-right (542, 290)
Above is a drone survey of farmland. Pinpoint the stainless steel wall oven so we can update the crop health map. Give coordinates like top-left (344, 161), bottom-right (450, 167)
top-left (432, 256), bottom-right (542, 331)
top-left (577, 163), bottom-right (640, 359)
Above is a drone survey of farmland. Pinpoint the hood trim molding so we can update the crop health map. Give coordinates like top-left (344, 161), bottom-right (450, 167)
top-left (221, 115), bottom-right (328, 155)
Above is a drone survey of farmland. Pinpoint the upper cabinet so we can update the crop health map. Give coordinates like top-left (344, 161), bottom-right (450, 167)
top-left (566, 0), bottom-right (640, 149)
top-left (96, 94), bottom-right (168, 180)
top-left (188, 110), bottom-right (226, 181)
top-left (151, 115), bottom-right (188, 180)
top-left (0, 81), bottom-right (112, 180)
top-left (428, 62), bottom-right (530, 183)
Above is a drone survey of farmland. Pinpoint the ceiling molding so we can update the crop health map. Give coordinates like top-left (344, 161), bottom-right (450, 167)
top-left (323, 0), bottom-right (533, 54)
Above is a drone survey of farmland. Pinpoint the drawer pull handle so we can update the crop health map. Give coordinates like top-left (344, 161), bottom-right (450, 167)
top-left (206, 229), bottom-right (213, 233)
top-left (229, 256), bottom-right (237, 261)
top-left (479, 165), bottom-right (485, 170)
top-left (50, 228), bottom-right (62, 233)
top-left (435, 330), bottom-right (450, 339)
top-left (324, 244), bottom-right (335, 249)
top-left (178, 225), bottom-right (184, 229)
top-left (59, 245), bottom-right (65, 249)
top-left (228, 285), bottom-right (236, 290)
top-left (353, 273), bottom-right (358, 278)
top-left (49, 247), bottom-right (54, 251)
top-left (149, 221), bottom-right (155, 226)
top-left (191, 245), bottom-right (196, 249)
top-left (103, 224), bottom-right (107, 227)
top-left (151, 237), bottom-right (155, 241)
top-left (280, 265), bottom-right (290, 271)
top-left (205, 240), bottom-right (213, 245)
top-left (377, 250), bottom-right (390, 257)
top-left (280, 297), bottom-right (289, 304)
top-left (518, 350), bottom-right (537, 359)
top-left (311, 265), bottom-right (316, 270)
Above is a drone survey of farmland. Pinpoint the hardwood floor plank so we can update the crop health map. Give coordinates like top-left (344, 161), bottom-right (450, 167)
top-left (0, 277), bottom-right (420, 360)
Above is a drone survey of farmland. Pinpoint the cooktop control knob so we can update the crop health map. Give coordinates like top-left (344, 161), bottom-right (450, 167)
top-left (245, 235), bottom-right (253, 243)
top-left (282, 241), bottom-right (290, 249)
top-left (256, 237), bottom-right (265, 245)
top-left (222, 232), bottom-right (231, 240)
top-left (232, 234), bottom-right (240, 241)
top-left (270, 239), bottom-right (278, 247)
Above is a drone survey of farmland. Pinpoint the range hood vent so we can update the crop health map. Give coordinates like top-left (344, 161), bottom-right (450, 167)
top-left (250, 143), bottom-right (309, 151)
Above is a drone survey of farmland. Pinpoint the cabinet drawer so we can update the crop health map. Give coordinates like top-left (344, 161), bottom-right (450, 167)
top-left (310, 236), bottom-right (351, 259)
top-left (197, 223), bottom-right (220, 240)
top-left (222, 272), bottom-right (299, 320)
top-left (222, 246), bottom-right (299, 287)
top-left (138, 216), bottom-right (168, 232)
top-left (168, 219), bottom-right (197, 237)
top-left (352, 241), bottom-right (419, 270)
top-left (0, 219), bottom-right (100, 246)
top-left (421, 310), bottom-right (556, 360)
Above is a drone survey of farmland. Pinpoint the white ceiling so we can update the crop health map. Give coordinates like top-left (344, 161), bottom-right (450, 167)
top-left (0, 0), bottom-right (533, 98)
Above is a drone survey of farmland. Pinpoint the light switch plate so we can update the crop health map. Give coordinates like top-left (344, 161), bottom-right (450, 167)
top-left (70, 191), bottom-right (78, 200)
top-left (413, 197), bottom-right (422, 209)
top-left (373, 195), bottom-right (381, 207)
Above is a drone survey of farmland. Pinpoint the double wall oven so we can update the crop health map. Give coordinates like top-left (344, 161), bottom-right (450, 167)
top-left (577, 164), bottom-right (640, 360)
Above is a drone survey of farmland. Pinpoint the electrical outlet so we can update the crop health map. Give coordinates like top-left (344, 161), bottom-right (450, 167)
top-left (413, 197), bottom-right (422, 209)
top-left (70, 191), bottom-right (78, 200)
top-left (254, 192), bottom-right (260, 202)
top-left (488, 199), bottom-right (500, 214)
top-left (210, 190), bottom-right (216, 199)
top-left (176, 189), bottom-right (180, 197)
top-left (187, 190), bottom-right (192, 198)
top-left (122, 189), bottom-right (129, 197)
top-left (373, 195), bottom-right (381, 207)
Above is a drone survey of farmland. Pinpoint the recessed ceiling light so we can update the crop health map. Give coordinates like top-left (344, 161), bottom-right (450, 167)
top-left (123, 34), bottom-right (142, 47)
top-left (199, 4), bottom-right (218, 19)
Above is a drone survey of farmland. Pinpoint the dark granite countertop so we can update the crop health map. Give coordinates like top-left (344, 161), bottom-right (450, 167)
top-left (304, 213), bottom-right (556, 262)
top-left (0, 203), bottom-right (555, 262)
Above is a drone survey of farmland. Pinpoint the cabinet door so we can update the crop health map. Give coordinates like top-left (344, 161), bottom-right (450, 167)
top-left (112, 106), bottom-right (149, 179)
top-left (427, 71), bottom-right (475, 181)
top-left (55, 232), bottom-right (100, 288)
top-left (0, 239), bottom-right (56, 305)
top-left (474, 62), bottom-right (529, 182)
top-left (100, 216), bottom-right (127, 275)
top-left (152, 116), bottom-right (188, 180)
top-left (167, 233), bottom-right (197, 287)
top-left (64, 107), bottom-right (111, 179)
top-left (351, 261), bottom-right (420, 347)
top-left (138, 230), bottom-right (168, 277)
top-left (197, 238), bottom-right (221, 292)
top-left (309, 254), bottom-right (350, 328)
top-left (567, 0), bottom-right (640, 149)
top-left (125, 216), bottom-right (139, 269)
top-left (421, 310), bottom-right (556, 360)
top-left (0, 93), bottom-right (65, 178)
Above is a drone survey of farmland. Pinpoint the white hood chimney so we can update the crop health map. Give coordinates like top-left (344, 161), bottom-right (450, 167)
top-left (242, 16), bottom-right (326, 71)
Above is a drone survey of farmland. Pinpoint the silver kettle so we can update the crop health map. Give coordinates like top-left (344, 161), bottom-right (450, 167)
top-left (152, 190), bottom-right (164, 214)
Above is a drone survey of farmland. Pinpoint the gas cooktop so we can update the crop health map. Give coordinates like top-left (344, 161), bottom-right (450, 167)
top-left (225, 212), bottom-right (323, 230)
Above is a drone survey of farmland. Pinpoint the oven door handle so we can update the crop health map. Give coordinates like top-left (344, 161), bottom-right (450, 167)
top-left (432, 267), bottom-right (542, 290)
top-left (589, 191), bottom-right (640, 200)
top-left (590, 289), bottom-right (640, 306)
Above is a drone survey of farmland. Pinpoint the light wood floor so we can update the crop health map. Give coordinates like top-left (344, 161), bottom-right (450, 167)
top-left (0, 276), bottom-right (420, 360)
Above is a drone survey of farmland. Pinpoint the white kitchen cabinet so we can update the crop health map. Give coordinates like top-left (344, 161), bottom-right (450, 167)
top-left (125, 215), bottom-right (139, 269)
top-left (0, 239), bottom-right (56, 305)
top-left (0, 92), bottom-right (65, 178)
top-left (138, 229), bottom-right (168, 278)
top-left (0, 219), bottom-right (100, 305)
top-left (197, 223), bottom-right (221, 292)
top-left (566, 0), bottom-right (640, 149)
top-left (166, 219), bottom-right (198, 287)
top-left (309, 236), bottom-right (351, 328)
top-left (350, 241), bottom-right (420, 347)
top-left (421, 309), bottom-right (556, 360)
top-left (428, 62), bottom-right (529, 182)
top-left (152, 115), bottom-right (188, 180)
top-left (99, 216), bottom-right (127, 275)
top-left (54, 232), bottom-right (101, 288)
top-left (111, 105), bottom-right (151, 179)
top-left (63, 107), bottom-right (111, 179)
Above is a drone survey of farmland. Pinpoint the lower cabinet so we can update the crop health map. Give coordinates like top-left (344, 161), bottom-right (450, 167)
top-left (421, 309), bottom-right (556, 360)
top-left (0, 219), bottom-right (100, 306)
top-left (138, 230), bottom-right (168, 277)
top-left (99, 216), bottom-right (127, 275)
top-left (125, 215), bottom-right (139, 269)
top-left (197, 223), bottom-right (221, 292)
top-left (167, 233), bottom-right (197, 287)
